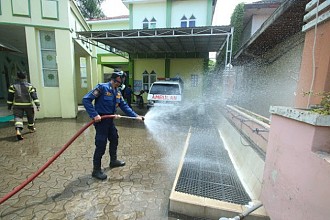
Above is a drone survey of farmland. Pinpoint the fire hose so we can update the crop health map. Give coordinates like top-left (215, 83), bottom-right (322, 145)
top-left (0, 114), bottom-right (142, 205)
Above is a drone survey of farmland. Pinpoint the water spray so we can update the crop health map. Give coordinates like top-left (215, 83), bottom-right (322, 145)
top-left (117, 115), bottom-right (145, 121)
top-left (0, 114), bottom-right (143, 205)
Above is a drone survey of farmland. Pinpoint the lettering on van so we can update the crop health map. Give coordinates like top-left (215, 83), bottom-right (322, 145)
top-left (152, 95), bottom-right (178, 100)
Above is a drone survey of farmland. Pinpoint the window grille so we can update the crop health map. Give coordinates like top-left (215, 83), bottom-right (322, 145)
top-left (142, 70), bottom-right (157, 92)
top-left (40, 30), bottom-right (58, 87)
top-left (80, 57), bottom-right (87, 88)
top-left (191, 74), bottom-right (198, 87)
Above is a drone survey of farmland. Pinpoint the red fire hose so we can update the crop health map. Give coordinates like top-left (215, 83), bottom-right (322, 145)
top-left (0, 115), bottom-right (120, 205)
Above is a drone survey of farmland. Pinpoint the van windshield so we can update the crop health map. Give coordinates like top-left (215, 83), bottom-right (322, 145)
top-left (149, 84), bottom-right (180, 95)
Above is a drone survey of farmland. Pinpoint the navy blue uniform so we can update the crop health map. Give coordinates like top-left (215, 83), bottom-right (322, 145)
top-left (83, 82), bottom-right (138, 169)
top-left (7, 79), bottom-right (40, 132)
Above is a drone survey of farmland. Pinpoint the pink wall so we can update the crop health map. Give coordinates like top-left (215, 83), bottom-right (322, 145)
top-left (295, 15), bottom-right (330, 108)
top-left (261, 114), bottom-right (330, 220)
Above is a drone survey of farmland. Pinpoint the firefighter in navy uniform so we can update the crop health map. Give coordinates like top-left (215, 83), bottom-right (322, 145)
top-left (83, 71), bottom-right (144, 180)
top-left (7, 71), bottom-right (40, 140)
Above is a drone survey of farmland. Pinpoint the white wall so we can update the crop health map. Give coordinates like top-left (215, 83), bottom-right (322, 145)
top-left (130, 0), bottom-right (209, 28)
top-left (132, 2), bottom-right (167, 29)
top-left (2, 1), bottom-right (94, 118)
top-left (230, 32), bottom-right (305, 118)
top-left (171, 0), bottom-right (208, 27)
top-left (242, 12), bottom-right (275, 46)
top-left (56, 29), bottom-right (77, 118)
top-left (88, 18), bottom-right (129, 54)
top-left (251, 15), bottom-right (269, 35)
top-left (0, 0), bottom-right (68, 28)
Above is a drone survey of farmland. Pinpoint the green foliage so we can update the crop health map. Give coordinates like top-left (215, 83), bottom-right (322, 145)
top-left (303, 91), bottom-right (330, 115)
top-left (215, 3), bottom-right (244, 70)
top-left (230, 3), bottom-right (244, 55)
top-left (312, 92), bottom-right (330, 115)
top-left (77, 0), bottom-right (105, 19)
top-left (208, 59), bottom-right (216, 70)
top-left (215, 49), bottom-right (226, 70)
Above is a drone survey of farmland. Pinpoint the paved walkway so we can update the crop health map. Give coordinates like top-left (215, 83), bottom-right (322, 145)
top-left (0, 106), bottom-right (191, 219)
top-left (0, 100), bottom-right (14, 122)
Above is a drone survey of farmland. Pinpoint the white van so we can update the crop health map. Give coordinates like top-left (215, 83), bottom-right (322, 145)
top-left (147, 79), bottom-right (183, 109)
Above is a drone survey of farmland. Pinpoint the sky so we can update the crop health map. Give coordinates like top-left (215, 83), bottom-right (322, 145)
top-left (101, 0), bottom-right (257, 25)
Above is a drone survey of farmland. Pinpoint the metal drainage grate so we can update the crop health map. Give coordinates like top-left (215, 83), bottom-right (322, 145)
top-left (175, 126), bottom-right (251, 205)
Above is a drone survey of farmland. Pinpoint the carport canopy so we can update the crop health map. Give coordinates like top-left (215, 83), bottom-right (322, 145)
top-left (77, 25), bottom-right (232, 59)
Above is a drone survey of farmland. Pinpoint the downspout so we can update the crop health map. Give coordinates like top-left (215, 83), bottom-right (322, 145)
top-left (128, 57), bottom-right (134, 89)
top-left (166, 0), bottom-right (172, 28)
top-left (165, 59), bottom-right (170, 78)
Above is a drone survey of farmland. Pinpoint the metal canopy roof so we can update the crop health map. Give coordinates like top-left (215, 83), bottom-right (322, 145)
top-left (77, 26), bottom-right (232, 58)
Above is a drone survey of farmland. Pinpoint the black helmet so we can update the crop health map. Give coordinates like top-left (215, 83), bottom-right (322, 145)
top-left (17, 71), bottom-right (27, 79)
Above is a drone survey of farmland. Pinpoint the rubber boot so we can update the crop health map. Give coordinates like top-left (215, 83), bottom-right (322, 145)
top-left (109, 159), bottom-right (126, 168)
top-left (16, 128), bottom-right (23, 141)
top-left (92, 168), bottom-right (107, 180)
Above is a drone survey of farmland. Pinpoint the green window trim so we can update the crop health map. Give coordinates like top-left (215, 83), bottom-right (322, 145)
top-left (11, 0), bottom-right (31, 18)
top-left (41, 0), bottom-right (59, 20)
top-left (142, 70), bottom-right (157, 92)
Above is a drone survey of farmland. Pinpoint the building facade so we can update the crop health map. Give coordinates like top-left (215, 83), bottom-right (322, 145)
top-left (90, 0), bottom-right (218, 102)
top-left (0, 0), bottom-right (97, 118)
top-left (0, 0), bottom-right (221, 118)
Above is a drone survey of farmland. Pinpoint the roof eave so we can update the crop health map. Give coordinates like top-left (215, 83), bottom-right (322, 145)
top-left (234, 0), bottom-right (307, 63)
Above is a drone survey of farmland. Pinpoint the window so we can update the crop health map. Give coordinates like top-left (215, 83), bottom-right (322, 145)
top-left (150, 17), bottom-right (157, 29)
top-left (40, 30), bottom-right (58, 87)
top-left (143, 18), bottom-right (149, 29)
top-left (143, 17), bottom-right (157, 29)
top-left (191, 74), bottom-right (198, 87)
top-left (80, 57), bottom-right (87, 88)
top-left (181, 15), bottom-right (196, 27)
top-left (189, 15), bottom-right (196, 27)
top-left (142, 70), bottom-right (157, 92)
top-left (181, 15), bottom-right (187, 27)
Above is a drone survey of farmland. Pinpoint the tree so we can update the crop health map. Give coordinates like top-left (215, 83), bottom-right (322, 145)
top-left (230, 3), bottom-right (245, 55)
top-left (215, 3), bottom-right (244, 70)
top-left (76, 0), bottom-right (105, 19)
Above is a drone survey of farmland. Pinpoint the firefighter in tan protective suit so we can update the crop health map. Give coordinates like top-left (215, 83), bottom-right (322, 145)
top-left (7, 71), bottom-right (40, 140)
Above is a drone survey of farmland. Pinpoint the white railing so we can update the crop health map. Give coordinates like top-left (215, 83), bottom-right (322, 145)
top-left (302, 0), bottom-right (330, 32)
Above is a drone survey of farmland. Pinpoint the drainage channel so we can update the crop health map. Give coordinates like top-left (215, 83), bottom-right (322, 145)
top-left (175, 125), bottom-right (251, 205)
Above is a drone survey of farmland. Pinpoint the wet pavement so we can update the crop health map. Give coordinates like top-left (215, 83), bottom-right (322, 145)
top-left (0, 106), bottom-right (192, 219)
